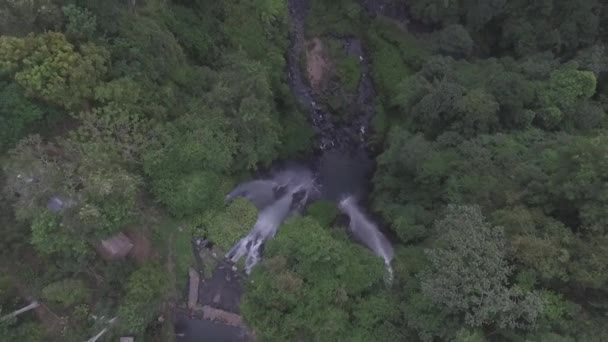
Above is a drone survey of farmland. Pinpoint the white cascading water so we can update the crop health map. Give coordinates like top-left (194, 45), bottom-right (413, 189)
top-left (225, 166), bottom-right (317, 274)
top-left (338, 195), bottom-right (394, 282)
top-left (225, 165), bottom-right (394, 281)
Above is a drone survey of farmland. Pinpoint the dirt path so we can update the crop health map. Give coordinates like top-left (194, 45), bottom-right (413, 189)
top-left (161, 233), bottom-right (178, 342)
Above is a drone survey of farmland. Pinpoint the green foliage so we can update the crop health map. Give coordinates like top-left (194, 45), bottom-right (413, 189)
top-left (436, 24), bottom-right (474, 57)
top-left (30, 211), bottom-right (89, 258)
top-left (366, 20), bottom-right (430, 101)
top-left (196, 198), bottom-right (258, 251)
top-left (154, 171), bottom-right (229, 218)
top-left (453, 328), bottom-right (485, 342)
top-left (463, 0), bottom-right (506, 32)
top-left (143, 111), bottom-right (235, 217)
top-left (0, 32), bottom-right (108, 109)
top-left (0, 0), bottom-right (63, 35)
top-left (306, 200), bottom-right (339, 227)
top-left (4, 134), bottom-right (140, 241)
top-left (112, 15), bottom-right (185, 83)
top-left (307, 0), bottom-right (361, 37)
top-left (536, 106), bottom-right (563, 129)
top-left (206, 53), bottom-right (283, 169)
top-left (163, 3), bottom-right (224, 65)
top-left (1, 0), bottom-right (608, 340)
top-left (454, 88), bottom-right (499, 136)
top-left (118, 262), bottom-right (168, 335)
top-left (242, 217), bottom-right (392, 341)
top-left (421, 205), bottom-right (543, 329)
top-left (0, 81), bottom-right (44, 151)
top-left (409, 0), bottom-right (459, 25)
top-left (540, 68), bottom-right (597, 112)
top-left (320, 38), bottom-right (361, 115)
top-left (411, 79), bottom-right (465, 137)
top-left (486, 69), bottom-right (535, 123)
top-left (42, 279), bottom-right (90, 307)
top-left (62, 4), bottom-right (97, 41)
top-left (172, 224), bottom-right (194, 290)
top-left (222, 0), bottom-right (287, 88)
top-left (277, 109), bottom-right (314, 158)
top-left (0, 321), bottom-right (47, 342)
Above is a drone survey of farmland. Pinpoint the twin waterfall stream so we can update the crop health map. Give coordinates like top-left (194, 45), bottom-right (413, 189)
top-left (223, 0), bottom-right (395, 281)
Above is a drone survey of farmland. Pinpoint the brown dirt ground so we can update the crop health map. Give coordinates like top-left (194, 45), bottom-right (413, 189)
top-left (125, 229), bottom-right (153, 264)
top-left (305, 37), bottom-right (331, 91)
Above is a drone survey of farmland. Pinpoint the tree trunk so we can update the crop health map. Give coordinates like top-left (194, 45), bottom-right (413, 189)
top-left (0, 301), bottom-right (40, 321)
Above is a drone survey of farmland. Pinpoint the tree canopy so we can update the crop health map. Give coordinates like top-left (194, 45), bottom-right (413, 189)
top-left (0, 0), bottom-right (607, 340)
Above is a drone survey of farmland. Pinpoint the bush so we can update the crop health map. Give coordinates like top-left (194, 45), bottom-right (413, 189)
top-left (437, 24), bottom-right (474, 58)
top-left (118, 263), bottom-right (168, 335)
top-left (42, 279), bottom-right (90, 307)
top-left (197, 198), bottom-right (258, 250)
top-left (62, 5), bottom-right (97, 41)
top-left (307, 200), bottom-right (339, 227)
top-left (152, 171), bottom-right (229, 218)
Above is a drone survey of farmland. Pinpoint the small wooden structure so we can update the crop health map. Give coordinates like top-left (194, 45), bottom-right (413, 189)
top-left (96, 233), bottom-right (134, 260)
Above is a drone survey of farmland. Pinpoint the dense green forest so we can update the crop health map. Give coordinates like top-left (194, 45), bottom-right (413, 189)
top-left (0, 0), bottom-right (607, 341)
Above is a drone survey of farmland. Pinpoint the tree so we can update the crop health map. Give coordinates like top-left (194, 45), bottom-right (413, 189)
top-left (486, 70), bottom-right (535, 128)
top-left (408, 0), bottom-right (459, 25)
top-left (571, 100), bottom-right (605, 130)
top-left (536, 106), bottom-right (563, 129)
top-left (42, 279), bottom-right (90, 307)
top-left (463, 0), bottom-right (506, 32)
top-left (436, 24), bottom-right (474, 58)
top-left (454, 88), bottom-right (500, 136)
top-left (0, 81), bottom-right (44, 151)
top-left (143, 112), bottom-right (236, 217)
top-left (543, 134), bottom-right (608, 231)
top-left (3, 135), bottom-right (140, 240)
top-left (62, 4), bottom-right (97, 41)
top-left (196, 198), bottom-right (257, 250)
top-left (420, 205), bottom-right (543, 329)
top-left (113, 15), bottom-right (186, 83)
top-left (206, 52), bottom-right (282, 169)
top-left (306, 200), bottom-right (339, 227)
top-left (0, 32), bottom-right (108, 110)
top-left (540, 68), bottom-right (597, 112)
top-left (242, 217), bottom-right (394, 341)
top-left (117, 263), bottom-right (167, 335)
top-left (0, 0), bottom-right (63, 35)
top-left (30, 211), bottom-right (90, 259)
top-left (411, 80), bottom-right (465, 136)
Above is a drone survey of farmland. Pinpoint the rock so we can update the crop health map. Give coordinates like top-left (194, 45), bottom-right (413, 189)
top-left (188, 268), bottom-right (201, 309)
top-left (201, 305), bottom-right (243, 327)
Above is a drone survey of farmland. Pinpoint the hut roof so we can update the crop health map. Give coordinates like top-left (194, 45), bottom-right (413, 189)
top-left (96, 233), bottom-right (134, 260)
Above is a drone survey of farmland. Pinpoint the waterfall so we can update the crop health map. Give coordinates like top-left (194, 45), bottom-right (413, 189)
top-left (225, 166), bottom-right (317, 274)
top-left (226, 193), bottom-right (294, 273)
top-left (338, 195), bottom-right (394, 282)
top-left (223, 0), bottom-right (393, 279)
